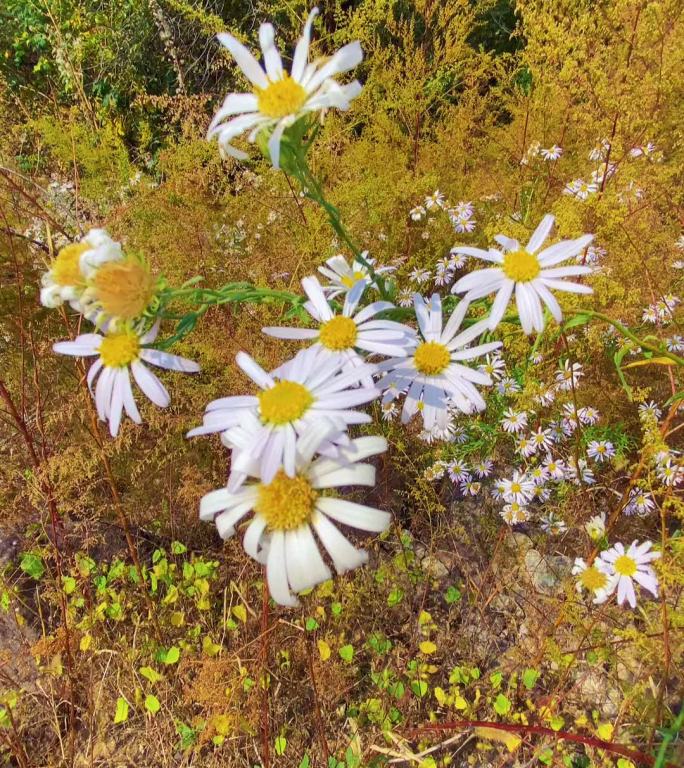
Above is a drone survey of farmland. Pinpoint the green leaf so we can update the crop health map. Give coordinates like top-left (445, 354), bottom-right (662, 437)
top-left (305, 617), bottom-right (319, 631)
top-left (171, 541), bottom-right (187, 555)
top-left (298, 756), bottom-right (311, 768)
top-left (562, 313), bottom-right (592, 331)
top-left (20, 552), bottom-right (44, 580)
top-left (62, 576), bottom-right (76, 594)
top-left (338, 644), bottom-right (354, 663)
top-left (163, 646), bottom-right (180, 665)
top-left (494, 694), bottom-right (511, 715)
top-left (274, 736), bottom-right (287, 756)
top-left (522, 668), bottom-right (539, 689)
top-left (114, 697), bottom-right (129, 723)
top-left (139, 666), bottom-right (163, 684)
top-left (445, 585), bottom-right (462, 604)
top-left (144, 694), bottom-right (160, 714)
top-left (411, 680), bottom-right (429, 698)
top-left (387, 587), bottom-right (404, 606)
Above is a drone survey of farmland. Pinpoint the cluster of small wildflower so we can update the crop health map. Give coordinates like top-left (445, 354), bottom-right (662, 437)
top-left (40, 8), bottom-right (642, 612)
top-left (641, 294), bottom-right (680, 324)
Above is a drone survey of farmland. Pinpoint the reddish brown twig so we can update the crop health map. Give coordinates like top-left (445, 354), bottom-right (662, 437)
top-left (406, 720), bottom-right (674, 768)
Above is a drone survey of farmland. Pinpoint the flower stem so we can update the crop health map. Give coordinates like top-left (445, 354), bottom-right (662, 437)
top-left (287, 147), bottom-right (391, 300)
top-left (567, 309), bottom-right (684, 366)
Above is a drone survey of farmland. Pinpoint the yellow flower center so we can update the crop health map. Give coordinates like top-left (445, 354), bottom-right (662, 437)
top-left (98, 329), bottom-right (140, 368)
top-left (579, 566), bottom-right (608, 591)
top-left (614, 554), bottom-right (637, 577)
top-left (341, 270), bottom-right (366, 289)
top-left (258, 380), bottom-right (314, 425)
top-left (255, 471), bottom-right (318, 531)
top-left (51, 242), bottom-right (89, 286)
top-left (256, 75), bottom-right (307, 119)
top-left (510, 482), bottom-right (521, 493)
top-left (414, 341), bottom-right (451, 375)
top-left (319, 316), bottom-right (358, 351)
top-left (502, 249), bottom-right (541, 282)
top-left (91, 259), bottom-right (155, 321)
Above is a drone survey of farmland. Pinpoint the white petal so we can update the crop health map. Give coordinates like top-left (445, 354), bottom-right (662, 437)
top-left (216, 32), bottom-right (268, 89)
top-left (244, 516), bottom-right (268, 561)
top-left (285, 526), bottom-right (331, 593)
top-left (301, 276), bottom-right (333, 321)
top-left (267, 530), bottom-right (298, 606)
top-left (291, 8), bottom-right (319, 82)
top-left (526, 214), bottom-right (555, 253)
top-left (131, 361), bottom-right (170, 407)
top-left (539, 278), bottom-right (593, 295)
top-left (207, 93), bottom-right (260, 133)
top-left (316, 497), bottom-right (390, 533)
top-left (236, 351), bottom-right (274, 389)
top-left (108, 370), bottom-right (126, 436)
top-left (487, 280), bottom-right (514, 330)
top-left (262, 326), bottom-right (319, 340)
top-left (311, 513), bottom-right (368, 573)
top-left (268, 120), bottom-right (287, 169)
top-left (95, 366), bottom-right (115, 421)
top-left (140, 349), bottom-right (200, 372)
top-left (539, 265), bottom-right (593, 279)
top-left (304, 41), bottom-right (363, 93)
top-left (53, 334), bottom-right (102, 356)
top-left (258, 23), bottom-right (284, 81)
top-left (260, 430), bottom-right (285, 484)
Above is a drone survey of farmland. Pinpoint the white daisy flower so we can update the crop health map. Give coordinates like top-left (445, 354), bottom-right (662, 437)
top-left (381, 401), bottom-right (398, 421)
top-left (425, 190), bottom-right (446, 210)
top-left (540, 145), bottom-right (562, 160)
top-left (40, 229), bottom-right (122, 309)
top-left (53, 324), bottom-right (199, 437)
top-left (318, 253), bottom-right (392, 299)
top-left (528, 465), bottom-right (549, 485)
top-left (448, 250), bottom-right (467, 270)
top-left (563, 179), bottom-right (599, 200)
top-left (397, 289), bottom-right (414, 308)
top-left (555, 360), bottom-right (583, 391)
top-left (409, 267), bottom-right (432, 284)
top-left (451, 214), bottom-right (593, 335)
top-left (572, 558), bottom-right (614, 604)
top-left (447, 459), bottom-right (471, 483)
top-left (624, 488), bottom-right (655, 516)
top-left (378, 294), bottom-right (501, 430)
top-left (516, 436), bottom-right (536, 458)
top-left (638, 401), bottom-right (661, 420)
top-left (540, 513), bottom-right (567, 535)
top-left (587, 440), bottom-right (615, 462)
top-left (567, 457), bottom-right (596, 485)
top-left (543, 457), bottom-right (566, 480)
top-left (589, 140), bottom-right (610, 162)
top-left (189, 347), bottom-right (379, 488)
top-left (667, 335), bottom-right (684, 353)
top-left (452, 214), bottom-right (476, 234)
top-left (584, 512), bottom-right (606, 541)
top-left (199, 422), bottom-right (389, 606)
top-left (501, 470), bottom-right (535, 505)
top-left (599, 540), bottom-right (660, 609)
top-left (410, 205), bottom-right (426, 221)
top-left (478, 354), bottom-right (506, 381)
top-left (207, 8), bottom-right (362, 168)
top-left (491, 480), bottom-right (507, 500)
top-left (531, 427), bottom-right (554, 452)
top-left (473, 459), bottom-right (494, 478)
top-left (263, 277), bottom-right (414, 384)
top-left (578, 406), bottom-right (600, 425)
top-left (500, 503), bottom-right (529, 525)
top-left (536, 388), bottom-right (556, 407)
top-left (461, 479), bottom-right (481, 496)
top-left (531, 484), bottom-right (551, 502)
top-left (501, 409), bottom-right (528, 434)
top-left (498, 376), bottom-right (521, 396)
top-left (451, 201), bottom-right (474, 218)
